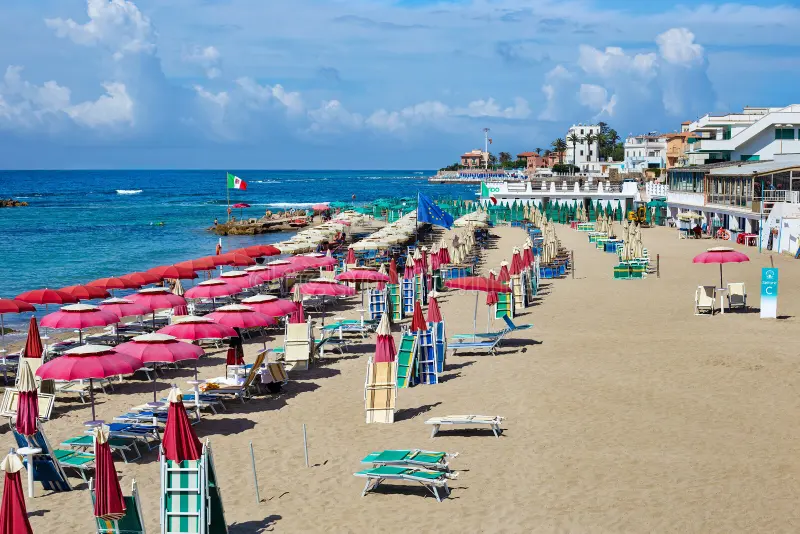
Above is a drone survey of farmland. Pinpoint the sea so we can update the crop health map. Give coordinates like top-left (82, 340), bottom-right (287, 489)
top-left (0, 170), bottom-right (475, 330)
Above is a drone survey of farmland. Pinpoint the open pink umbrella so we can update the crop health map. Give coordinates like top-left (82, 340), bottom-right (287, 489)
top-left (117, 333), bottom-right (203, 401)
top-left (129, 288), bottom-right (186, 327)
top-left (427, 294), bottom-right (443, 323)
top-left (0, 452), bottom-right (32, 534)
top-left (692, 247), bottom-right (750, 288)
top-left (410, 301), bottom-right (426, 332)
top-left (345, 247), bottom-right (356, 265)
top-left (446, 275), bottom-right (510, 337)
top-left (251, 261), bottom-right (298, 281)
top-left (245, 245), bottom-right (281, 257)
top-left (291, 254), bottom-right (336, 270)
top-left (158, 316), bottom-right (238, 341)
top-left (231, 247), bottom-right (261, 259)
top-left (374, 313), bottom-right (396, 363)
top-left (120, 271), bottom-right (161, 287)
top-left (215, 253), bottom-right (256, 267)
top-left (98, 298), bottom-right (149, 319)
top-left (231, 202), bottom-right (250, 219)
top-left (59, 285), bottom-right (111, 301)
top-left (206, 304), bottom-right (276, 328)
top-left (87, 277), bottom-right (140, 291)
top-left (219, 271), bottom-right (260, 289)
top-left (313, 202), bottom-right (330, 213)
top-left (16, 288), bottom-right (77, 306)
top-left (175, 257), bottom-right (216, 272)
top-left (0, 300), bottom-right (36, 355)
top-left (185, 279), bottom-right (240, 300)
top-left (36, 345), bottom-right (142, 422)
top-left (335, 269), bottom-right (390, 283)
top-left (299, 280), bottom-right (356, 297)
top-left (92, 425), bottom-right (126, 522)
top-left (241, 295), bottom-right (297, 317)
top-left (41, 304), bottom-right (120, 344)
top-left (147, 265), bottom-right (198, 281)
top-left (14, 360), bottom-right (38, 437)
top-left (162, 388), bottom-right (202, 463)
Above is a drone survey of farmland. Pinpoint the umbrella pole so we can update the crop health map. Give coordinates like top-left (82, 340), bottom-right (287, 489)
top-left (152, 311), bottom-right (156, 329)
top-left (473, 291), bottom-right (478, 339)
top-left (719, 264), bottom-right (723, 289)
top-left (79, 328), bottom-right (83, 344)
top-left (152, 373), bottom-right (158, 403)
top-left (1, 314), bottom-right (5, 353)
top-left (89, 378), bottom-right (96, 423)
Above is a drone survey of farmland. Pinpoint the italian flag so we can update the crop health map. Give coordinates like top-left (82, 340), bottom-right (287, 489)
top-left (227, 172), bottom-right (247, 190)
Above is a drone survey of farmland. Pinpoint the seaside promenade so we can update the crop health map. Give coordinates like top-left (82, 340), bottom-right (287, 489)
top-left (10, 224), bottom-right (800, 532)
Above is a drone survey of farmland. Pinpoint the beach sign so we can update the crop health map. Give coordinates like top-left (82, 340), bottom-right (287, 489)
top-left (760, 267), bottom-right (778, 319)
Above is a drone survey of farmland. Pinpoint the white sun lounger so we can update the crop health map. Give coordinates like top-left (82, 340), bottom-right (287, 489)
top-left (425, 415), bottom-right (505, 438)
top-left (695, 285), bottom-right (716, 316)
top-left (726, 282), bottom-right (747, 311)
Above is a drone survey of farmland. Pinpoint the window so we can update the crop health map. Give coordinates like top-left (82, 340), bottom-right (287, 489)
top-left (740, 155), bottom-right (760, 161)
top-left (580, 150), bottom-right (584, 156)
top-left (775, 128), bottom-right (795, 140)
top-left (580, 129), bottom-right (584, 135)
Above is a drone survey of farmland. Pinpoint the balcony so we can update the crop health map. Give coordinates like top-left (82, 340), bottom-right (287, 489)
top-left (667, 191), bottom-right (704, 208)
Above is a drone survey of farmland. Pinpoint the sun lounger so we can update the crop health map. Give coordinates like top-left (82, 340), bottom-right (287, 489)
top-left (90, 478), bottom-right (147, 534)
top-left (53, 448), bottom-right (95, 481)
top-left (13, 423), bottom-right (73, 491)
top-left (695, 285), bottom-right (716, 315)
top-left (451, 315), bottom-right (532, 342)
top-left (726, 282), bottom-right (747, 311)
top-left (354, 466), bottom-right (457, 502)
top-left (313, 336), bottom-right (348, 358)
top-left (55, 379), bottom-right (113, 403)
top-left (361, 449), bottom-right (458, 471)
top-left (62, 434), bottom-right (142, 463)
top-left (284, 322), bottom-right (312, 371)
top-left (425, 415), bottom-right (505, 438)
top-left (104, 423), bottom-right (161, 451)
top-left (447, 333), bottom-right (504, 356)
top-left (206, 351), bottom-right (266, 402)
top-left (174, 393), bottom-right (226, 415)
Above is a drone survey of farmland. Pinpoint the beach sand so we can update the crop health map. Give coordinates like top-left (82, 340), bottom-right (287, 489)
top-left (6, 223), bottom-right (800, 533)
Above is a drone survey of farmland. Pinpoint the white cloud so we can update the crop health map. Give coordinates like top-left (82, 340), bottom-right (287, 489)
top-left (65, 82), bottom-right (134, 127)
top-left (578, 84), bottom-right (609, 111)
top-left (193, 85), bottom-right (228, 108)
top-left (454, 97), bottom-right (530, 119)
top-left (185, 45), bottom-right (222, 79)
top-left (46, 0), bottom-right (155, 60)
top-left (656, 28), bottom-right (704, 66)
top-left (578, 45), bottom-right (657, 79)
top-left (235, 77), bottom-right (305, 115)
top-left (307, 100), bottom-right (363, 132)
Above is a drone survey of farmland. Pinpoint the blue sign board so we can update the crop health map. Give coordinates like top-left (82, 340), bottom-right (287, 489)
top-left (760, 268), bottom-right (778, 318)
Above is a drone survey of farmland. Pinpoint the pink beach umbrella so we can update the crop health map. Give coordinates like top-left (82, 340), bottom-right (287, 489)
top-left (374, 313), bottom-right (396, 363)
top-left (158, 316), bottom-right (238, 341)
top-left (219, 270), bottom-right (261, 290)
top-left (291, 254), bottom-right (336, 270)
top-left (41, 304), bottom-right (120, 344)
top-left (403, 259), bottom-right (414, 281)
top-left (92, 425), bottom-right (126, 522)
top-left (162, 387), bottom-right (202, 463)
top-left (486, 271), bottom-right (499, 306)
top-left (116, 333), bottom-right (203, 401)
top-left (290, 286), bottom-right (305, 324)
top-left (0, 452), bottom-right (33, 534)
top-left (241, 295), bottom-right (297, 317)
top-left (498, 262), bottom-right (511, 283)
top-left (335, 269), bottom-right (390, 284)
top-left (16, 288), bottom-right (77, 306)
top-left (36, 345), bottom-right (142, 423)
top-left (120, 271), bottom-right (162, 287)
top-left (128, 287), bottom-right (186, 327)
top-left (87, 277), bottom-right (140, 291)
top-left (14, 360), bottom-right (38, 437)
top-left (446, 275), bottom-right (510, 337)
top-left (185, 279), bottom-right (240, 300)
top-left (206, 304), bottom-right (277, 329)
top-left (59, 285), bottom-right (111, 301)
top-left (147, 265), bottom-right (198, 281)
top-left (98, 298), bottom-right (149, 319)
top-left (692, 247), bottom-right (750, 288)
top-left (510, 249), bottom-right (523, 276)
top-left (0, 299), bottom-right (36, 355)
top-left (299, 279), bottom-right (356, 325)
top-left (22, 317), bottom-right (43, 359)
top-left (523, 244), bottom-right (535, 268)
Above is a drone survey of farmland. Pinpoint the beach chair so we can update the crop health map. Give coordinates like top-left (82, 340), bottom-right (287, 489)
top-left (283, 322), bottom-right (312, 371)
top-left (90, 478), bottom-right (147, 534)
top-left (105, 423), bottom-right (162, 452)
top-left (361, 450), bottom-right (458, 471)
top-left (160, 440), bottom-right (228, 534)
top-left (354, 466), bottom-right (457, 502)
top-left (53, 448), bottom-right (95, 481)
top-left (429, 321), bottom-right (447, 373)
top-left (448, 333), bottom-right (504, 356)
top-left (258, 362), bottom-right (289, 394)
top-left (425, 415), bottom-right (505, 438)
top-left (726, 282), bottom-right (747, 311)
top-left (395, 333), bottom-right (418, 388)
top-left (62, 434), bottom-right (142, 463)
top-left (695, 285), bottom-right (716, 316)
top-left (12, 422), bottom-right (74, 491)
top-left (415, 328), bottom-right (438, 385)
top-left (55, 379), bottom-right (112, 404)
top-left (364, 358), bottom-right (396, 424)
top-left (207, 351), bottom-right (266, 403)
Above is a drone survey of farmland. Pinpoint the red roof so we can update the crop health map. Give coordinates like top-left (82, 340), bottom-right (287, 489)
top-left (681, 121), bottom-right (691, 125)
top-left (461, 153), bottom-right (482, 158)
top-left (517, 152), bottom-right (540, 158)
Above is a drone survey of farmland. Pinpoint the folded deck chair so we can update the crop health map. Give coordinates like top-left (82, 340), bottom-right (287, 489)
top-left (13, 423), bottom-right (73, 491)
top-left (206, 351), bottom-right (266, 403)
top-left (90, 478), bottom-right (147, 534)
top-left (695, 285), bottom-right (716, 315)
top-left (425, 415), bottom-right (505, 438)
top-left (354, 466), bottom-right (457, 502)
top-left (447, 333), bottom-right (505, 356)
top-left (361, 450), bottom-right (458, 471)
top-left (364, 359), bottom-right (396, 424)
top-left (62, 434), bottom-right (142, 464)
top-left (284, 322), bottom-right (312, 371)
top-left (726, 282), bottom-right (747, 311)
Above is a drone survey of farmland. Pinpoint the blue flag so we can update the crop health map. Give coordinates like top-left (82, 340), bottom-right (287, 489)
top-left (417, 193), bottom-right (454, 229)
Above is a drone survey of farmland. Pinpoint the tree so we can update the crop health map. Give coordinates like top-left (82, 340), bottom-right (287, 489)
top-left (598, 121), bottom-right (609, 136)
top-left (499, 151), bottom-right (512, 165)
top-left (584, 132), bottom-right (597, 161)
top-left (551, 139), bottom-right (567, 164)
top-left (535, 147), bottom-right (542, 155)
top-left (488, 153), bottom-right (497, 166)
top-left (567, 132), bottom-right (582, 168)
top-left (544, 149), bottom-right (552, 157)
top-left (611, 143), bottom-right (624, 162)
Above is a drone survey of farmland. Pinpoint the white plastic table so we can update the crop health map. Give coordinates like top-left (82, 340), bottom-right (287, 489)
top-left (16, 446), bottom-right (41, 497)
top-left (717, 288), bottom-right (728, 315)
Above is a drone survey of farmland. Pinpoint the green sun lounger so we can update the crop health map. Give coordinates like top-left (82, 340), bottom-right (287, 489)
top-left (361, 449), bottom-right (458, 471)
top-left (62, 435), bottom-right (142, 463)
top-left (54, 448), bottom-right (95, 481)
top-left (354, 465), bottom-right (457, 502)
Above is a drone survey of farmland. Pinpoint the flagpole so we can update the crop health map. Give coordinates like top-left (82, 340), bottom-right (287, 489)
top-left (416, 192), bottom-right (419, 244)
top-left (226, 174), bottom-right (230, 222)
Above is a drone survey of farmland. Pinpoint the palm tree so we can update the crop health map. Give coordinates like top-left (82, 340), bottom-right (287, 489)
top-left (551, 138), bottom-right (566, 164)
top-left (596, 133), bottom-right (607, 159)
top-left (499, 151), bottom-right (511, 165)
top-left (535, 147), bottom-right (542, 156)
top-left (584, 132), bottom-right (597, 161)
top-left (567, 132), bottom-right (582, 167)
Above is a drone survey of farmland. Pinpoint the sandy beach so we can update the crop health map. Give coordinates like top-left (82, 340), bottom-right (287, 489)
top-left (6, 222), bottom-right (800, 533)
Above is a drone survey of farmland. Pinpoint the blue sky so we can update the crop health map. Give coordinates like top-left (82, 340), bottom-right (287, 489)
top-left (0, 0), bottom-right (798, 169)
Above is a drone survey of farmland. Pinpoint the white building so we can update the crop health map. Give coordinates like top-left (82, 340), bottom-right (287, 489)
top-left (686, 104), bottom-right (800, 164)
top-left (624, 133), bottom-right (667, 173)
top-left (564, 124), bottom-right (601, 172)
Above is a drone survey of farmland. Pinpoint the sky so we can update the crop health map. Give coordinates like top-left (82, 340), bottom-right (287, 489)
top-left (0, 0), bottom-right (799, 169)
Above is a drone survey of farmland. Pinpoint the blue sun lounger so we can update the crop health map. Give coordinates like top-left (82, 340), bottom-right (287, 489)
top-left (448, 332), bottom-right (505, 356)
top-left (451, 315), bottom-right (533, 341)
top-left (13, 424), bottom-right (73, 492)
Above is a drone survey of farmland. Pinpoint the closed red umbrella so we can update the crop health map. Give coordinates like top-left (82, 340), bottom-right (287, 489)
top-left (147, 265), bottom-right (198, 281)
top-left (92, 426), bottom-right (126, 522)
top-left (215, 253), bottom-right (255, 267)
top-left (510, 249), bottom-right (523, 276)
top-left (60, 285), bottom-right (111, 301)
top-left (523, 244), bottom-right (535, 267)
top-left (16, 288), bottom-right (77, 305)
top-left (374, 314), bottom-right (396, 363)
top-left (0, 453), bottom-right (33, 534)
top-left (403, 262), bottom-right (414, 281)
top-left (430, 249), bottom-right (441, 271)
top-left (162, 388), bottom-right (202, 462)
top-left (388, 259), bottom-right (399, 285)
top-left (427, 295), bottom-right (443, 323)
top-left (290, 301), bottom-right (305, 324)
top-left (41, 304), bottom-right (120, 344)
top-left (184, 279), bottom-right (240, 300)
top-left (14, 360), bottom-right (38, 437)
top-left (241, 295), bottom-right (297, 317)
top-left (22, 317), bottom-right (43, 358)
top-left (87, 277), bottom-right (139, 290)
top-left (692, 247), bottom-right (750, 288)
top-left (120, 271), bottom-right (161, 287)
top-left (486, 271), bottom-right (499, 306)
top-left (36, 345), bottom-right (142, 422)
top-left (410, 301), bottom-right (426, 332)
top-left (158, 316), bottom-right (237, 340)
top-left (206, 305), bottom-right (277, 328)
top-left (440, 246), bottom-right (451, 264)
top-left (116, 333), bottom-right (203, 402)
top-left (498, 262), bottom-right (511, 283)
top-left (0, 300), bottom-right (36, 355)
top-left (345, 247), bottom-right (356, 265)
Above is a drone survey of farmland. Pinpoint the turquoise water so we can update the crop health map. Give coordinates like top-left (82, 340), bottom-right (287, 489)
top-left (0, 170), bottom-right (474, 326)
